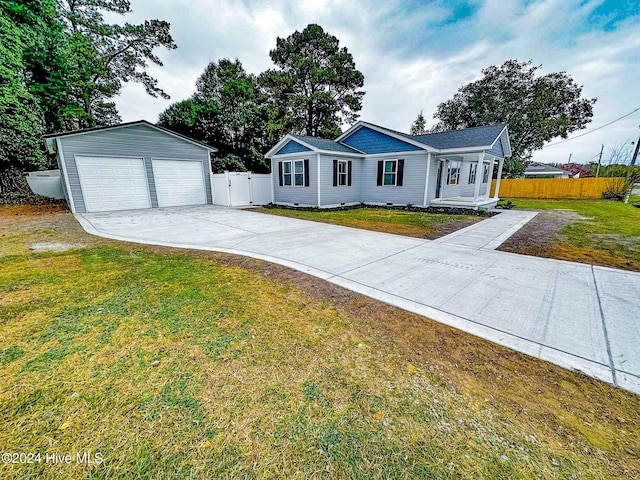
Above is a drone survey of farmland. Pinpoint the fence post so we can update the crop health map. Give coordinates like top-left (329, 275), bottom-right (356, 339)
top-left (224, 171), bottom-right (231, 206)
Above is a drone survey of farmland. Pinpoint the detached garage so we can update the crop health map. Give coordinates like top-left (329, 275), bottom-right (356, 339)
top-left (43, 121), bottom-right (217, 213)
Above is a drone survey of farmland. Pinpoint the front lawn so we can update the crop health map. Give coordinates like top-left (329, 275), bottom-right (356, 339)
top-left (1, 205), bottom-right (639, 478)
top-left (499, 197), bottom-right (640, 271)
top-left (253, 206), bottom-right (484, 239)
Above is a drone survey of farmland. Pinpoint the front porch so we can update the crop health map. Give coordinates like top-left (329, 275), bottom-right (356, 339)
top-left (429, 152), bottom-right (504, 211)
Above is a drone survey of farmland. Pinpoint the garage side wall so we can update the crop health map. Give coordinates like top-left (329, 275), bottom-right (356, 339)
top-left (59, 124), bottom-right (212, 213)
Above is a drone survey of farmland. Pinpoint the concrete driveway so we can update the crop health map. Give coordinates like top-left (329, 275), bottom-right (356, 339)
top-left (76, 206), bottom-right (640, 395)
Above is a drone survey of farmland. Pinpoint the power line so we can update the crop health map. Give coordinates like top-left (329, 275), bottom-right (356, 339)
top-left (542, 107), bottom-right (640, 148)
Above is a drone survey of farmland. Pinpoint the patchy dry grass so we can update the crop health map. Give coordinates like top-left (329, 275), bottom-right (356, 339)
top-left (500, 197), bottom-right (640, 271)
top-left (253, 207), bottom-right (483, 239)
top-left (1, 204), bottom-right (639, 478)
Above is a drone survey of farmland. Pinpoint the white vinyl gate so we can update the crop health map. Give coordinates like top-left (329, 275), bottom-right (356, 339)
top-left (229, 172), bottom-right (251, 206)
top-left (211, 171), bottom-right (273, 207)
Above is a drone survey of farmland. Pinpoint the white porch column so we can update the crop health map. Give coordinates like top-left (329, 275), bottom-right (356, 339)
top-left (473, 153), bottom-right (484, 200)
top-left (422, 152), bottom-right (432, 206)
top-left (493, 157), bottom-right (505, 199)
top-left (439, 159), bottom-right (448, 199)
top-left (485, 157), bottom-right (496, 199)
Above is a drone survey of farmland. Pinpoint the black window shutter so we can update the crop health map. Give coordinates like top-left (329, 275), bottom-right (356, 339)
top-left (347, 161), bottom-right (352, 186)
top-left (377, 161), bottom-right (383, 186)
top-left (333, 160), bottom-right (338, 187)
top-left (278, 161), bottom-right (283, 186)
top-left (397, 159), bottom-right (405, 186)
top-left (304, 159), bottom-right (310, 187)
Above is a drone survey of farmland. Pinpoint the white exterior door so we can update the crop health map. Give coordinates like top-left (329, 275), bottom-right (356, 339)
top-left (76, 156), bottom-right (151, 212)
top-left (152, 159), bottom-right (206, 207)
top-left (229, 172), bottom-right (251, 206)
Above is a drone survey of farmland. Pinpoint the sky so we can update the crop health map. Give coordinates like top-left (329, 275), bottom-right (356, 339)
top-left (112, 0), bottom-right (640, 165)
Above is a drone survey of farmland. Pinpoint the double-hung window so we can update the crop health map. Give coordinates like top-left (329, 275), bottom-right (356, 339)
top-left (447, 161), bottom-right (461, 185)
top-left (468, 163), bottom-right (477, 184)
top-left (383, 160), bottom-right (397, 186)
top-left (482, 163), bottom-right (490, 183)
top-left (282, 160), bottom-right (305, 186)
top-left (338, 161), bottom-right (348, 186)
top-left (294, 160), bottom-right (304, 186)
top-left (282, 161), bottom-right (292, 186)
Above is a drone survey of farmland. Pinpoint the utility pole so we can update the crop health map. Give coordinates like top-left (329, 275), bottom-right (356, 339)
top-left (631, 137), bottom-right (640, 168)
top-left (623, 130), bottom-right (640, 204)
top-left (596, 144), bottom-right (604, 178)
top-left (568, 153), bottom-right (572, 164)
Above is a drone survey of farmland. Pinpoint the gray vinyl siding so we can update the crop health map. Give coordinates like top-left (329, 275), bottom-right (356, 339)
top-left (272, 155), bottom-right (318, 206)
top-left (319, 154), bottom-right (363, 206)
top-left (360, 154), bottom-right (428, 205)
top-left (58, 123), bottom-right (212, 213)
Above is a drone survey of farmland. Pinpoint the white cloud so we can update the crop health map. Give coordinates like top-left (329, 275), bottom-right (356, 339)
top-left (113, 0), bottom-right (640, 164)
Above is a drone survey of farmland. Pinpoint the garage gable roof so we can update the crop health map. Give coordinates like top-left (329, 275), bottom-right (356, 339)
top-left (43, 120), bottom-right (218, 152)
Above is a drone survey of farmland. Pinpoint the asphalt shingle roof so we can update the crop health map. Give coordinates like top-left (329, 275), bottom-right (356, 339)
top-left (394, 124), bottom-right (506, 150)
top-left (286, 123), bottom-right (506, 155)
top-left (290, 134), bottom-right (362, 154)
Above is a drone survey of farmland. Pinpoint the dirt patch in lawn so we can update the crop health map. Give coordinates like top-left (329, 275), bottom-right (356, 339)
top-left (0, 203), bottom-right (100, 256)
top-left (498, 209), bottom-right (582, 255)
top-left (498, 209), bottom-right (640, 270)
top-left (0, 202), bottom-right (68, 218)
top-left (425, 217), bottom-right (480, 239)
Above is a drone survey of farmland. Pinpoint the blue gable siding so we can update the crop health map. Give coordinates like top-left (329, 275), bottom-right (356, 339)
top-left (485, 137), bottom-right (504, 157)
top-left (341, 127), bottom-right (424, 154)
top-left (274, 140), bottom-right (312, 155)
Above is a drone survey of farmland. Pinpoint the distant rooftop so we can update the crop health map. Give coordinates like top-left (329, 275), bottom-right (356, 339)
top-left (526, 162), bottom-right (567, 173)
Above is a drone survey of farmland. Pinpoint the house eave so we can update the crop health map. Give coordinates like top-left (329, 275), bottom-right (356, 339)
top-left (266, 135), bottom-right (364, 158)
top-left (43, 120), bottom-right (218, 152)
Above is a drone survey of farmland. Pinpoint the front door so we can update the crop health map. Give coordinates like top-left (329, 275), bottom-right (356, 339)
top-left (435, 161), bottom-right (443, 199)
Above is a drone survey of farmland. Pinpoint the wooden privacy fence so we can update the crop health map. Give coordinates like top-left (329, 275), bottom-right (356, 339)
top-left (490, 177), bottom-right (620, 199)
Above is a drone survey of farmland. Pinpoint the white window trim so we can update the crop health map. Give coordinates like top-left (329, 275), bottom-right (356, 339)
top-left (338, 160), bottom-right (348, 186)
top-left (447, 160), bottom-right (461, 185)
top-left (282, 159), bottom-right (306, 187)
top-left (383, 159), bottom-right (398, 186)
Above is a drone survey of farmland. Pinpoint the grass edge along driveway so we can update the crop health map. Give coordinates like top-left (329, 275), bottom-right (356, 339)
top-left (0, 205), bottom-right (639, 478)
top-left (252, 206), bottom-right (486, 239)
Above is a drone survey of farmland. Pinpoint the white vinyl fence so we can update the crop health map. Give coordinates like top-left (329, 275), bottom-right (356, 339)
top-left (211, 171), bottom-right (273, 207)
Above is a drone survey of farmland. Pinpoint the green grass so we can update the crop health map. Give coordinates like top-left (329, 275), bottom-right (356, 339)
top-left (505, 197), bottom-right (640, 270)
top-left (253, 207), bottom-right (483, 238)
top-left (1, 205), bottom-right (639, 478)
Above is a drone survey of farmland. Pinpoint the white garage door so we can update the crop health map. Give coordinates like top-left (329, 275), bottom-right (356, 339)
top-left (76, 156), bottom-right (151, 212)
top-left (152, 159), bottom-right (206, 207)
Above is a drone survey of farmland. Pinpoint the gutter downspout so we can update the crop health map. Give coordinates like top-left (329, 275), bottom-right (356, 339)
top-left (317, 153), bottom-right (321, 207)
